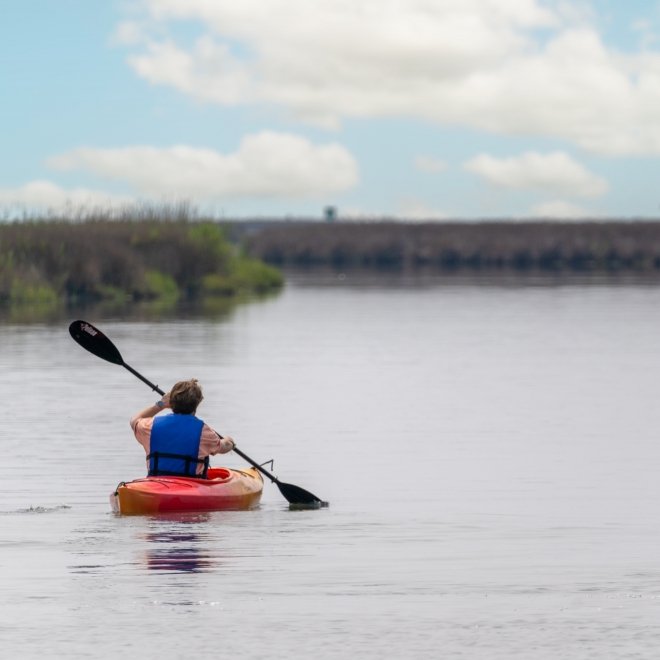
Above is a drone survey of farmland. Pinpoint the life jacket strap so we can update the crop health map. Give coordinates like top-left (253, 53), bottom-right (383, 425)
top-left (147, 451), bottom-right (209, 479)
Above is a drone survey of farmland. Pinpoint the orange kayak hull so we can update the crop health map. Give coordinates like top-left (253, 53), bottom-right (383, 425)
top-left (110, 466), bottom-right (264, 515)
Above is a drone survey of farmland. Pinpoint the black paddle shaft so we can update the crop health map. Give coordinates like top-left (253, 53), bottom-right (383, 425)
top-left (123, 363), bottom-right (165, 396)
top-left (68, 319), bottom-right (327, 507)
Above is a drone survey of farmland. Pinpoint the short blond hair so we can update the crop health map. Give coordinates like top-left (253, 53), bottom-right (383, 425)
top-left (170, 379), bottom-right (203, 414)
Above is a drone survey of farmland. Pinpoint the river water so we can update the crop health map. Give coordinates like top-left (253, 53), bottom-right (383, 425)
top-left (2, 272), bottom-right (660, 658)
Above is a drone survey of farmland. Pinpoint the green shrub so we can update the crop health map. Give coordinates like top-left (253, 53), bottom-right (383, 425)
top-left (0, 216), bottom-right (282, 306)
top-left (200, 259), bottom-right (283, 296)
top-left (143, 270), bottom-right (180, 301)
top-left (10, 279), bottom-right (58, 304)
top-left (231, 258), bottom-right (284, 292)
top-left (200, 273), bottom-right (236, 296)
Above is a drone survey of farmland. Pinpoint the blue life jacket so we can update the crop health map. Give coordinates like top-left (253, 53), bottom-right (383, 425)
top-left (147, 414), bottom-right (207, 478)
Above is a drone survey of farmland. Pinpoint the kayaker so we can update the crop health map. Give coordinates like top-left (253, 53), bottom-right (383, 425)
top-left (130, 378), bottom-right (235, 478)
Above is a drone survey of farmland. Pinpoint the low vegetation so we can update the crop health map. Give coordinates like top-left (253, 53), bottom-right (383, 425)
top-left (243, 220), bottom-right (660, 273)
top-left (0, 214), bottom-right (283, 307)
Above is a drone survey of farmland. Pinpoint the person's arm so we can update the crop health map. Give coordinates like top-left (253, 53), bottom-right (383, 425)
top-left (216, 433), bottom-right (236, 454)
top-left (129, 393), bottom-right (170, 431)
top-left (200, 425), bottom-right (235, 455)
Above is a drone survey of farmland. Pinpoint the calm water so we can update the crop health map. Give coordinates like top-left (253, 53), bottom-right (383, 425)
top-left (3, 273), bottom-right (660, 658)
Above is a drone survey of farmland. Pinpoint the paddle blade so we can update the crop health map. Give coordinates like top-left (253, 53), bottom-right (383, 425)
top-left (69, 320), bottom-right (124, 365)
top-left (277, 481), bottom-right (328, 509)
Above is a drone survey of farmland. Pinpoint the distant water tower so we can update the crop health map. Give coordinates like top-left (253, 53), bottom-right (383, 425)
top-left (324, 205), bottom-right (337, 222)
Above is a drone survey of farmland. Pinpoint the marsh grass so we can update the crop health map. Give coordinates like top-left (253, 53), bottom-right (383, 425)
top-left (0, 212), bottom-right (283, 306)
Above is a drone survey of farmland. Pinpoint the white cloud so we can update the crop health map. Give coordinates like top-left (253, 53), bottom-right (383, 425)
top-left (0, 181), bottom-right (130, 212)
top-left (632, 19), bottom-right (658, 50)
top-left (464, 151), bottom-right (608, 197)
top-left (112, 21), bottom-right (146, 46)
top-left (414, 156), bottom-right (448, 174)
top-left (118, 0), bottom-right (660, 154)
top-left (529, 199), bottom-right (597, 219)
top-left (47, 132), bottom-right (359, 200)
top-left (129, 37), bottom-right (252, 106)
top-left (397, 200), bottom-right (449, 220)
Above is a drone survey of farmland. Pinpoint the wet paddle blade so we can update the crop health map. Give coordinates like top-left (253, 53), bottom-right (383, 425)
top-left (277, 481), bottom-right (328, 508)
top-left (69, 320), bottom-right (124, 365)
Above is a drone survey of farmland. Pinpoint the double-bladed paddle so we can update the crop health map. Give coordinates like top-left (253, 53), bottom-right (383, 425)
top-left (69, 319), bottom-right (327, 508)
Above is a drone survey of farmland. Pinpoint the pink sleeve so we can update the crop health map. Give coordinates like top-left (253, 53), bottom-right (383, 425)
top-left (132, 417), bottom-right (153, 455)
top-left (200, 424), bottom-right (233, 456)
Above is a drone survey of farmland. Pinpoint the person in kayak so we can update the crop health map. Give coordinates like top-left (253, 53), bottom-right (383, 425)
top-left (130, 378), bottom-right (235, 478)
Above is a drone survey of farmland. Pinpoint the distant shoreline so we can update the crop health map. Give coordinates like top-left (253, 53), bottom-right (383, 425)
top-left (233, 219), bottom-right (660, 274)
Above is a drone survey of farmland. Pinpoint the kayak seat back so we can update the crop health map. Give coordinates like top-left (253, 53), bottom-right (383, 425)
top-left (148, 451), bottom-right (210, 478)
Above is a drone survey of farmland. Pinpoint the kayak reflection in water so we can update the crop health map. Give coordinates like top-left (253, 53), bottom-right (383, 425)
top-left (145, 517), bottom-right (217, 573)
top-left (129, 379), bottom-right (235, 479)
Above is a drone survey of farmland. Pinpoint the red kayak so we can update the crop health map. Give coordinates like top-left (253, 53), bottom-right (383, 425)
top-left (110, 466), bottom-right (264, 515)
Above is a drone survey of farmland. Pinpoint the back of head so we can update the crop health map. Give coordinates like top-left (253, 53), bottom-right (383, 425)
top-left (170, 379), bottom-right (203, 414)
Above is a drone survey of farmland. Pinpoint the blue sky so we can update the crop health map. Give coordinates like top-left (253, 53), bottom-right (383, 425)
top-left (2, 0), bottom-right (660, 220)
